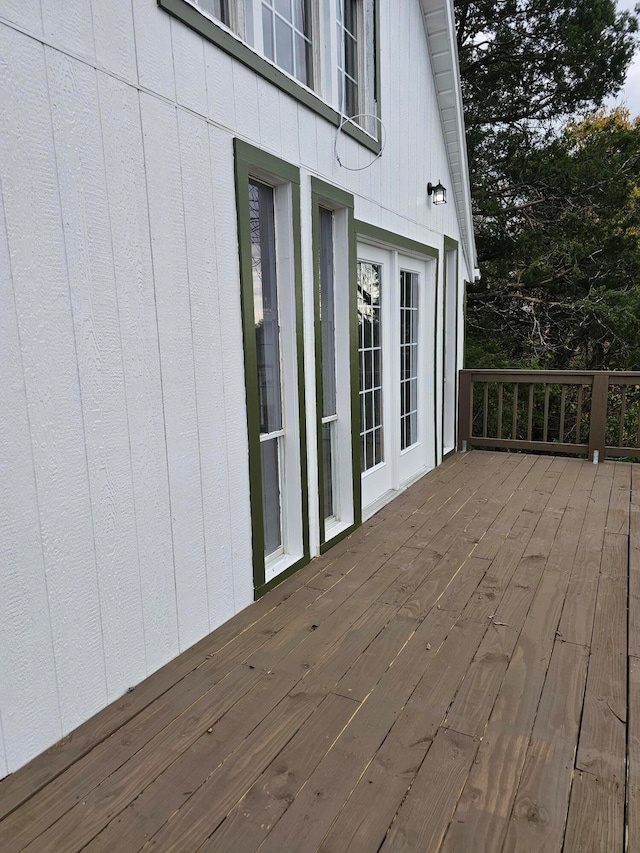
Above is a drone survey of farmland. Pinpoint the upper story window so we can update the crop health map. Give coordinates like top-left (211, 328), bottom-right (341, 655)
top-left (260, 0), bottom-right (312, 87)
top-left (337, 0), bottom-right (358, 118)
top-left (336, 0), bottom-right (377, 131)
top-left (166, 0), bottom-right (380, 145)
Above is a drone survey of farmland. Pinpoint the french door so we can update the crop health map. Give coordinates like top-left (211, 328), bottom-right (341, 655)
top-left (357, 243), bottom-right (434, 515)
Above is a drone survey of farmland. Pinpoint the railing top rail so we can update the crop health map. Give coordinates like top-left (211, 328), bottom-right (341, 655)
top-left (461, 369), bottom-right (640, 379)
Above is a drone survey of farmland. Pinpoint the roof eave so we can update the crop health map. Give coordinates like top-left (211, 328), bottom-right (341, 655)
top-left (420, 0), bottom-right (478, 278)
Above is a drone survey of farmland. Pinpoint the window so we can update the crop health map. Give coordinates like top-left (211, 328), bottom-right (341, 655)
top-left (337, 0), bottom-right (358, 117)
top-left (162, 0), bottom-right (380, 149)
top-left (312, 178), bottom-right (359, 549)
top-left (235, 140), bottom-right (308, 594)
top-left (260, 0), bottom-right (312, 87)
top-left (319, 207), bottom-right (338, 520)
top-left (358, 261), bottom-right (383, 471)
top-left (336, 0), bottom-right (377, 131)
top-left (400, 270), bottom-right (418, 450)
top-left (250, 180), bottom-right (284, 556)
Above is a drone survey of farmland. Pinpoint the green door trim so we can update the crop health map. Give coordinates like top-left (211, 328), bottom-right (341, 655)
top-left (311, 178), bottom-right (361, 555)
top-left (234, 139), bottom-right (310, 599)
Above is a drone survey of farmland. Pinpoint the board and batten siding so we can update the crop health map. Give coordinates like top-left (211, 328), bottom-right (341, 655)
top-left (0, 0), bottom-right (469, 776)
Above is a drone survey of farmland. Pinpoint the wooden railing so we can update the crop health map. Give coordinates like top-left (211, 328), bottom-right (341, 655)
top-left (458, 370), bottom-right (640, 462)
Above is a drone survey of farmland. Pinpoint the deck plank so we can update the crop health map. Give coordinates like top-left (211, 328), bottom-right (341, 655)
top-left (379, 728), bottom-right (477, 853)
top-left (502, 640), bottom-right (589, 853)
top-left (440, 562), bottom-right (577, 852)
top-left (0, 452), bottom-right (635, 853)
top-left (563, 772), bottom-right (624, 853)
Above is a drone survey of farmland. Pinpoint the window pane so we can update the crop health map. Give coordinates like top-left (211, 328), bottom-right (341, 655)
top-left (344, 0), bottom-right (357, 36)
top-left (345, 33), bottom-right (358, 79)
top-left (275, 15), bottom-right (294, 75)
top-left (262, 4), bottom-right (275, 60)
top-left (374, 427), bottom-right (383, 466)
top-left (293, 0), bottom-right (306, 30)
top-left (250, 180), bottom-right (283, 435)
top-left (400, 270), bottom-right (419, 450)
top-left (295, 33), bottom-right (310, 87)
top-left (338, 0), bottom-right (359, 116)
top-left (319, 208), bottom-right (337, 418)
top-left (346, 79), bottom-right (359, 117)
top-left (322, 422), bottom-right (334, 520)
top-left (274, 0), bottom-right (290, 19)
top-left (358, 261), bottom-right (383, 471)
top-left (196, 0), bottom-right (227, 24)
top-left (261, 438), bottom-right (282, 556)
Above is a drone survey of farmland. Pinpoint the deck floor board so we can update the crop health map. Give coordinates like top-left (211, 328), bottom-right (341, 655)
top-left (0, 451), bottom-right (636, 852)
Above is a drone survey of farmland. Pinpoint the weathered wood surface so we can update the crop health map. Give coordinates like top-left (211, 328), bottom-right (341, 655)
top-left (0, 451), bottom-right (635, 852)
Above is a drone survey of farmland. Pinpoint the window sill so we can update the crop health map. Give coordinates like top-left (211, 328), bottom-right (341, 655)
top-left (264, 549), bottom-right (305, 583)
top-left (158, 0), bottom-right (381, 155)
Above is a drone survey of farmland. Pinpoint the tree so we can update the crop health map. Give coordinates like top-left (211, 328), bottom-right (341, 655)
top-left (467, 110), bottom-right (640, 370)
top-left (455, 0), bottom-right (640, 369)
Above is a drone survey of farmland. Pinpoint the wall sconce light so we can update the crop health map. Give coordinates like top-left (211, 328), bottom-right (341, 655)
top-left (428, 181), bottom-right (447, 205)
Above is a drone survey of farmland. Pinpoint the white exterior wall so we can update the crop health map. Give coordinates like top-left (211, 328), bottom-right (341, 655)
top-left (0, 0), bottom-right (472, 776)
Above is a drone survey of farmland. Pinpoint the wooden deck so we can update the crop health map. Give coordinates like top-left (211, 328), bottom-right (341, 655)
top-left (1, 450), bottom-right (639, 852)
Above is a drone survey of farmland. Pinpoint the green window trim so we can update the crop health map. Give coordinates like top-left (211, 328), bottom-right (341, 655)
top-left (442, 235), bottom-right (460, 463)
top-left (234, 139), bottom-right (310, 598)
top-left (158, 0), bottom-right (382, 155)
top-left (311, 178), bottom-right (361, 554)
top-left (353, 219), bottom-right (441, 474)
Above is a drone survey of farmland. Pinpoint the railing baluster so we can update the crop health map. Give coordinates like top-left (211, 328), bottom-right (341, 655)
top-left (576, 385), bottom-right (583, 444)
top-left (497, 383), bottom-right (503, 439)
top-left (527, 384), bottom-right (534, 441)
top-left (559, 385), bottom-right (566, 443)
top-left (636, 386), bottom-right (640, 449)
top-left (512, 383), bottom-right (519, 439)
top-left (483, 383), bottom-right (489, 438)
top-left (619, 386), bottom-right (627, 447)
top-left (543, 385), bottom-right (550, 443)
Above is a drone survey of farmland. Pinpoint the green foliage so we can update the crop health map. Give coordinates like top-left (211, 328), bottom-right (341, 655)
top-left (457, 0), bottom-right (637, 128)
top-left (456, 1), bottom-right (640, 370)
top-left (467, 110), bottom-right (640, 370)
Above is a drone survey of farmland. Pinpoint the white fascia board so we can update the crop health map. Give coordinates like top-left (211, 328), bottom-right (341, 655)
top-left (420, 0), bottom-right (477, 278)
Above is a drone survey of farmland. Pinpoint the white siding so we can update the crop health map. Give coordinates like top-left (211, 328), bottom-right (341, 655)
top-left (0, 26), bottom-right (108, 739)
top-left (0, 0), bottom-right (470, 775)
top-left (97, 73), bottom-right (180, 672)
top-left (140, 93), bottom-right (211, 651)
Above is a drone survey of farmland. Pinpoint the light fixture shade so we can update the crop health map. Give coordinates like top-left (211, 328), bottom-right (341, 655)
top-left (428, 181), bottom-right (447, 205)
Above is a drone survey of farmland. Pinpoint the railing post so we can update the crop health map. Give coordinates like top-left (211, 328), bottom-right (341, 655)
top-left (588, 372), bottom-right (608, 463)
top-left (458, 371), bottom-right (472, 452)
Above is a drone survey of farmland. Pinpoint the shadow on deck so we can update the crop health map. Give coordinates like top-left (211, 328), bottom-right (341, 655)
top-left (1, 450), bottom-right (639, 852)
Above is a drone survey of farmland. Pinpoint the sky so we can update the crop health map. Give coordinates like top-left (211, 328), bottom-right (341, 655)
top-left (605, 0), bottom-right (640, 117)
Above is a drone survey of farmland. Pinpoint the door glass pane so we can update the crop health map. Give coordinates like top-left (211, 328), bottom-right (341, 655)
top-left (260, 438), bottom-right (282, 556)
top-left (358, 261), bottom-right (382, 471)
top-left (400, 270), bottom-right (419, 450)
